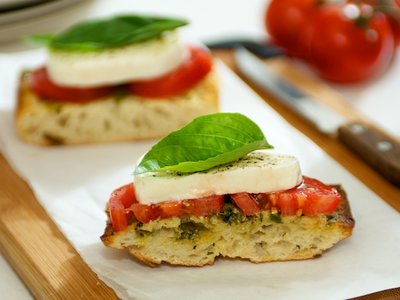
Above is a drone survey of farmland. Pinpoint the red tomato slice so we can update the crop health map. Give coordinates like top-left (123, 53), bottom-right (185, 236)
top-left (128, 46), bottom-right (213, 98)
top-left (300, 177), bottom-right (342, 216)
top-left (273, 192), bottom-right (301, 216)
top-left (108, 177), bottom-right (340, 230)
top-left (183, 195), bottom-right (225, 217)
top-left (108, 183), bottom-right (137, 232)
top-left (159, 201), bottom-right (184, 219)
top-left (231, 193), bottom-right (261, 216)
top-left (130, 203), bottom-right (161, 224)
top-left (268, 177), bottom-right (341, 216)
top-left (138, 195), bottom-right (224, 221)
top-left (30, 67), bottom-right (113, 103)
top-left (111, 183), bottom-right (136, 207)
top-left (302, 193), bottom-right (341, 216)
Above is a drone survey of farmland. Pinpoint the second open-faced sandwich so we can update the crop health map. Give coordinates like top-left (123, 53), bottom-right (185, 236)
top-left (16, 14), bottom-right (218, 145)
top-left (101, 113), bottom-right (354, 266)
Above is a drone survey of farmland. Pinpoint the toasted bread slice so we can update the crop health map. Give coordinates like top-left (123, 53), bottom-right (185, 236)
top-left (15, 69), bottom-right (219, 146)
top-left (101, 185), bottom-right (354, 267)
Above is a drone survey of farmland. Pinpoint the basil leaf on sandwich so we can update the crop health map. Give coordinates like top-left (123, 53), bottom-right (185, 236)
top-left (28, 15), bottom-right (188, 51)
top-left (134, 113), bottom-right (273, 175)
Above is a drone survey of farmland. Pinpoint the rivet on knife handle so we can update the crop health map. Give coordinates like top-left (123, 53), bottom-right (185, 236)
top-left (338, 122), bottom-right (400, 187)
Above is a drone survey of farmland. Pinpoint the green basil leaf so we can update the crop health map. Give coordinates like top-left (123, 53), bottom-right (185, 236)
top-left (134, 113), bottom-right (273, 175)
top-left (28, 15), bottom-right (188, 51)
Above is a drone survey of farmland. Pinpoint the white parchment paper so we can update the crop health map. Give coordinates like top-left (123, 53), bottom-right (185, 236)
top-left (0, 47), bottom-right (399, 299)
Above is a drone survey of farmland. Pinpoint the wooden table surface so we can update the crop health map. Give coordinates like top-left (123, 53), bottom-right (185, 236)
top-left (0, 50), bottom-right (399, 299)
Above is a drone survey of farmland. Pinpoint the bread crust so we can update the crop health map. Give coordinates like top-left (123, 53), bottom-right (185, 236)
top-left (101, 185), bottom-right (354, 267)
top-left (15, 69), bottom-right (219, 146)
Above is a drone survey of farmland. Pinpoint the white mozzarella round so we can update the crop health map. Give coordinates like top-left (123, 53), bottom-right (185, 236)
top-left (134, 151), bottom-right (303, 204)
top-left (47, 31), bottom-right (186, 87)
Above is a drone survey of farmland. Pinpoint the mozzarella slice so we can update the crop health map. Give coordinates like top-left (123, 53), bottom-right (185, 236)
top-left (134, 151), bottom-right (303, 204)
top-left (47, 31), bottom-right (186, 87)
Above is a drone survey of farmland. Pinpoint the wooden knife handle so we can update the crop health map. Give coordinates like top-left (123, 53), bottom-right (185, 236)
top-left (338, 122), bottom-right (400, 187)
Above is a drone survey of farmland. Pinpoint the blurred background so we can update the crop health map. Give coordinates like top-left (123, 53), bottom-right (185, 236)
top-left (1, 0), bottom-right (398, 139)
top-left (0, 0), bottom-right (266, 51)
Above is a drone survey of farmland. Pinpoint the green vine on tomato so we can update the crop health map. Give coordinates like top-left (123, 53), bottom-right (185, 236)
top-left (265, 0), bottom-right (400, 83)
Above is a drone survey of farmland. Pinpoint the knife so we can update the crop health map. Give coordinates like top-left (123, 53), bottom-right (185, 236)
top-left (206, 39), bottom-right (284, 58)
top-left (234, 47), bottom-right (400, 187)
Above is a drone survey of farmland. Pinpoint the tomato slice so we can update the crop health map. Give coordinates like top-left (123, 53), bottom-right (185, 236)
top-left (130, 203), bottom-right (162, 223)
top-left (269, 192), bottom-right (301, 216)
top-left (128, 46), bottom-right (213, 98)
top-left (159, 201), bottom-right (184, 219)
top-left (30, 67), bottom-right (113, 103)
top-left (300, 177), bottom-right (341, 216)
top-left (183, 195), bottom-right (225, 217)
top-left (108, 177), bottom-right (340, 230)
top-left (114, 192), bottom-right (224, 226)
top-left (136, 195), bottom-right (224, 221)
top-left (267, 177), bottom-right (341, 216)
top-left (231, 193), bottom-right (261, 216)
top-left (108, 183), bottom-right (137, 232)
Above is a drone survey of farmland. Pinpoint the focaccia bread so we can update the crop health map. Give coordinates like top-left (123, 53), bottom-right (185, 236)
top-left (15, 69), bottom-right (218, 145)
top-left (101, 185), bottom-right (354, 267)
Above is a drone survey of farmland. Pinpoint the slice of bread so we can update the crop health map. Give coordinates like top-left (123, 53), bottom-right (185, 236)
top-left (101, 185), bottom-right (354, 267)
top-left (15, 69), bottom-right (219, 145)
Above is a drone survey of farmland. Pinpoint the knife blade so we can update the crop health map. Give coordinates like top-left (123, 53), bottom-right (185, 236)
top-left (234, 47), bottom-right (400, 187)
top-left (206, 39), bottom-right (284, 58)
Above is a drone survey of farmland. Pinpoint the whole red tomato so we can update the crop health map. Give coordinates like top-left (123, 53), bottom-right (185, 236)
top-left (265, 1), bottom-right (396, 83)
top-left (300, 4), bottom-right (395, 82)
top-left (265, 0), bottom-right (317, 56)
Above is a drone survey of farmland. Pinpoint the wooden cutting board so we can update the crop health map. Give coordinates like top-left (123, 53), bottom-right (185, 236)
top-left (0, 51), bottom-right (399, 299)
top-left (0, 153), bottom-right (117, 299)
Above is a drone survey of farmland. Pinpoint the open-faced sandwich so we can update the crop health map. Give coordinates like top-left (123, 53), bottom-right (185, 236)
top-left (101, 113), bottom-right (354, 266)
top-left (16, 15), bottom-right (218, 145)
